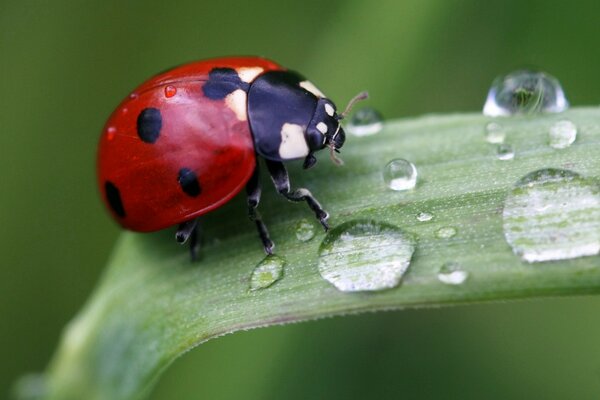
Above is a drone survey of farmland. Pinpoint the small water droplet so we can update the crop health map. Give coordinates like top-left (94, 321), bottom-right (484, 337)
top-left (129, 92), bottom-right (139, 99)
top-left (496, 144), bottom-right (515, 160)
top-left (549, 119), bottom-right (577, 149)
top-left (417, 212), bottom-right (433, 222)
top-left (295, 219), bottom-right (315, 242)
top-left (164, 85), bottom-right (177, 98)
top-left (437, 262), bottom-right (469, 285)
top-left (435, 227), bottom-right (457, 239)
top-left (106, 126), bottom-right (117, 141)
top-left (383, 159), bottom-right (417, 191)
top-left (503, 168), bottom-right (600, 263)
top-left (318, 220), bottom-right (416, 292)
top-left (484, 121), bottom-right (506, 144)
top-left (249, 255), bottom-right (285, 291)
top-left (483, 70), bottom-right (568, 116)
top-left (121, 107), bottom-right (128, 115)
top-left (346, 108), bottom-right (383, 137)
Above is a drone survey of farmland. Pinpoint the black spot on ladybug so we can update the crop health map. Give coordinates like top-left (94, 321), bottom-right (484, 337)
top-left (202, 68), bottom-right (249, 100)
top-left (137, 108), bottom-right (162, 143)
top-left (178, 168), bottom-right (201, 197)
top-left (105, 181), bottom-right (126, 218)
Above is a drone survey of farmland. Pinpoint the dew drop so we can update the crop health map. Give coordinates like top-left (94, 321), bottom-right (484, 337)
top-left (417, 212), bottom-right (433, 222)
top-left (164, 85), bottom-right (177, 98)
top-left (346, 107), bottom-right (383, 137)
top-left (435, 227), bottom-right (457, 239)
top-left (502, 168), bottom-right (600, 263)
top-left (484, 121), bottom-right (506, 144)
top-left (483, 70), bottom-right (568, 116)
top-left (496, 144), bottom-right (515, 160)
top-left (249, 255), bottom-right (285, 291)
top-left (318, 220), bottom-right (416, 292)
top-left (383, 159), bottom-right (417, 191)
top-left (437, 262), bottom-right (469, 285)
top-left (129, 92), bottom-right (139, 99)
top-left (106, 126), bottom-right (117, 141)
top-left (549, 119), bottom-right (577, 149)
top-left (120, 107), bottom-right (128, 115)
top-left (295, 219), bottom-right (315, 242)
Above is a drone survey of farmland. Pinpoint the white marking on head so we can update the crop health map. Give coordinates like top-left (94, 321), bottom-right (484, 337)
top-left (279, 123), bottom-right (309, 159)
top-left (300, 81), bottom-right (325, 98)
top-left (225, 89), bottom-right (247, 121)
top-left (237, 67), bottom-right (264, 83)
top-left (316, 122), bottom-right (328, 134)
top-left (324, 103), bottom-right (335, 116)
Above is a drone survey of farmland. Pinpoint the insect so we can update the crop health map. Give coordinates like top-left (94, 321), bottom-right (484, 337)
top-left (97, 57), bottom-right (366, 258)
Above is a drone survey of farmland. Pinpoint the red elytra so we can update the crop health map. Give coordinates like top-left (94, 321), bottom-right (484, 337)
top-left (97, 57), bottom-right (283, 232)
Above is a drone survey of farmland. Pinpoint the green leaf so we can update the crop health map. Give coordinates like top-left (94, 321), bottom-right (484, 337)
top-left (38, 108), bottom-right (600, 400)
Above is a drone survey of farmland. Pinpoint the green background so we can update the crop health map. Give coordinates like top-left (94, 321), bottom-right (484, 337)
top-left (2, 1), bottom-right (600, 398)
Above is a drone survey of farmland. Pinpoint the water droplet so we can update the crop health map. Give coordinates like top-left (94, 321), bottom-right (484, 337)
top-left (503, 168), bottom-right (600, 263)
top-left (295, 219), bottom-right (315, 242)
top-left (549, 119), bottom-right (577, 149)
top-left (346, 108), bottom-right (383, 137)
top-left (496, 144), bottom-right (515, 160)
top-left (437, 262), bottom-right (469, 285)
top-left (164, 85), bottom-right (177, 98)
top-left (484, 121), bottom-right (506, 144)
top-left (383, 159), bottom-right (417, 191)
top-left (435, 227), bottom-right (457, 239)
top-left (249, 255), bottom-right (285, 291)
top-left (129, 92), bottom-right (139, 99)
top-left (106, 126), bottom-right (117, 141)
top-left (483, 70), bottom-right (568, 116)
top-left (120, 107), bottom-right (128, 115)
top-left (417, 212), bottom-right (433, 222)
top-left (318, 220), bottom-right (416, 292)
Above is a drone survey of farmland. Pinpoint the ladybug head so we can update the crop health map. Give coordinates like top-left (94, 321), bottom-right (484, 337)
top-left (304, 91), bottom-right (368, 167)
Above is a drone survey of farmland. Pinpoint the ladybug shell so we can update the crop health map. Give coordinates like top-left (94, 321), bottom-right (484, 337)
top-left (97, 57), bottom-right (283, 232)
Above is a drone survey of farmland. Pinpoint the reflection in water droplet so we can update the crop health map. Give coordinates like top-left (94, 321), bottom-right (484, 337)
top-left (503, 168), bottom-right (600, 263)
top-left (417, 212), bottom-right (433, 222)
top-left (484, 122), bottom-right (506, 144)
top-left (549, 119), bottom-right (577, 149)
top-left (437, 262), bottom-right (469, 285)
top-left (249, 255), bottom-right (285, 291)
top-left (318, 220), bottom-right (416, 292)
top-left (164, 85), bottom-right (177, 98)
top-left (383, 159), bottom-right (418, 191)
top-left (106, 126), bottom-right (117, 141)
top-left (435, 227), bottom-right (457, 239)
top-left (346, 108), bottom-right (383, 137)
top-left (496, 144), bottom-right (515, 160)
top-left (483, 70), bottom-right (568, 116)
top-left (295, 219), bottom-right (315, 242)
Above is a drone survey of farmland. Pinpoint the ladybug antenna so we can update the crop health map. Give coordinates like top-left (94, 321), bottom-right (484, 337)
top-left (328, 124), bottom-right (344, 166)
top-left (337, 91), bottom-right (369, 120)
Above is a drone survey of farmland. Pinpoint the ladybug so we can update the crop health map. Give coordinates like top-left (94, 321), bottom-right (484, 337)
top-left (97, 56), bottom-right (366, 258)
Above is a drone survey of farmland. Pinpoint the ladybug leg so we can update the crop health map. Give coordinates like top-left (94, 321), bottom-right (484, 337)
top-left (265, 160), bottom-right (329, 231)
top-left (176, 219), bottom-right (201, 261)
top-left (246, 166), bottom-right (275, 254)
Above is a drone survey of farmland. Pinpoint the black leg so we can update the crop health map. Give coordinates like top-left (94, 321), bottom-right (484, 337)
top-left (246, 166), bottom-right (274, 254)
top-left (265, 159), bottom-right (329, 231)
top-left (176, 219), bottom-right (200, 261)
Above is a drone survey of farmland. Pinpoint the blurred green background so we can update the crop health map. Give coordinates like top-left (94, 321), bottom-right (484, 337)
top-left (2, 0), bottom-right (600, 398)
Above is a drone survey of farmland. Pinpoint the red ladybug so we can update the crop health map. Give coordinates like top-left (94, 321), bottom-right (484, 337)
top-left (97, 56), bottom-right (366, 258)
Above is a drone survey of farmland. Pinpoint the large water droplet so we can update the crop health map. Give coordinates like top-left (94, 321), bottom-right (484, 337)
top-left (346, 108), bottom-right (383, 137)
top-left (295, 219), bottom-right (315, 242)
top-left (435, 226), bottom-right (457, 239)
top-left (549, 119), bottom-right (577, 149)
top-left (164, 85), bottom-right (177, 98)
top-left (484, 121), bottom-right (506, 144)
top-left (249, 255), bottom-right (285, 291)
top-left (483, 70), bottom-right (568, 116)
top-left (437, 262), bottom-right (469, 285)
top-left (383, 159), bottom-right (418, 191)
top-left (503, 169), bottom-right (600, 263)
top-left (318, 220), bottom-right (416, 292)
top-left (496, 144), bottom-right (515, 160)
